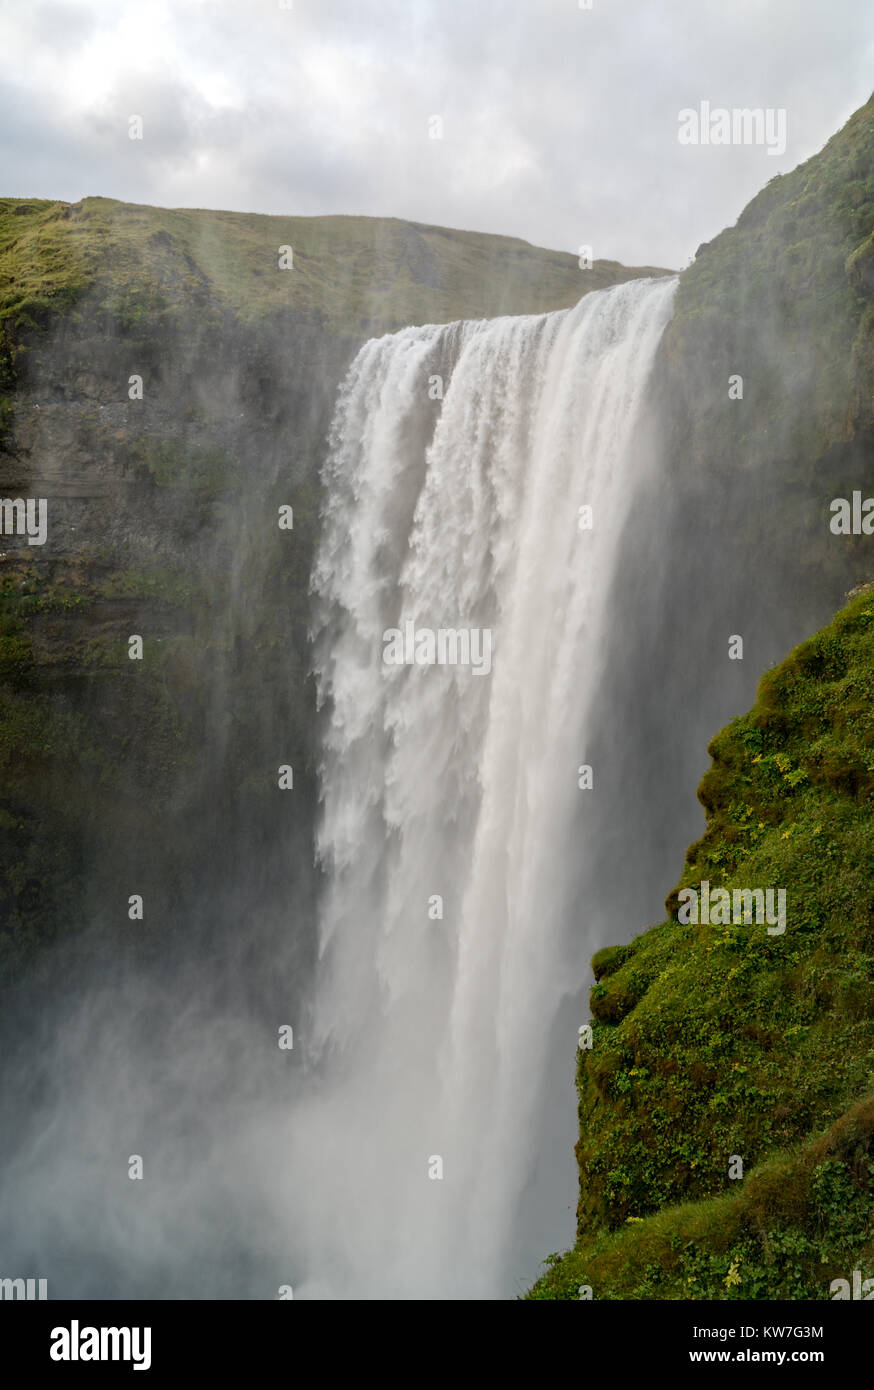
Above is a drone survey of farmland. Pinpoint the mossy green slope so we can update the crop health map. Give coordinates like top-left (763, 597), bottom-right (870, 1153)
top-left (0, 195), bottom-right (670, 342)
top-left (530, 1097), bottom-right (874, 1299)
top-left (529, 587), bottom-right (874, 1299)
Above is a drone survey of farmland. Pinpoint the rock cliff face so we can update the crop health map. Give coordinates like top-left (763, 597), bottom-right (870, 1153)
top-left (0, 196), bottom-right (665, 996)
top-left (659, 89), bottom-right (874, 618)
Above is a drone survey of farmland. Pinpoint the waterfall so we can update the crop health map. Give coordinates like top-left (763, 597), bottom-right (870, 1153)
top-left (296, 274), bottom-right (678, 1298)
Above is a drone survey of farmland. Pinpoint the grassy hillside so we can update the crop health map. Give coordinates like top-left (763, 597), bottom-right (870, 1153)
top-left (529, 586), bottom-right (874, 1298)
top-left (0, 195), bottom-right (669, 345)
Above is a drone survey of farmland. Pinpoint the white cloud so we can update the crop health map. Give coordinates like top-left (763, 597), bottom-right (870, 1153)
top-left (0, 0), bottom-right (871, 266)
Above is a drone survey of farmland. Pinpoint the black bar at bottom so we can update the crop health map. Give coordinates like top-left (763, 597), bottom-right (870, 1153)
top-left (1, 1297), bottom-right (866, 1376)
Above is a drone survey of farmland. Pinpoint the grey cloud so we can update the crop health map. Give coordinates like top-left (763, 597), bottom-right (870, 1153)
top-left (0, 0), bottom-right (872, 266)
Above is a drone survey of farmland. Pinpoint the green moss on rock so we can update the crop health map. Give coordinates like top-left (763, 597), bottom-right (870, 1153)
top-left (529, 587), bottom-right (874, 1297)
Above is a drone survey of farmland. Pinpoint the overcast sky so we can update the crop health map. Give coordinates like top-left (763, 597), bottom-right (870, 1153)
top-left (0, 0), bottom-right (871, 269)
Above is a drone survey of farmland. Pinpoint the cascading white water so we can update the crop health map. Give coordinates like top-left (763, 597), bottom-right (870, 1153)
top-left (296, 274), bottom-right (677, 1298)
